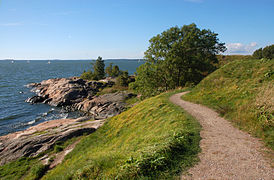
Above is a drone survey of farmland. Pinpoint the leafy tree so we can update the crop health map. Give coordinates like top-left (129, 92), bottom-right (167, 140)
top-left (117, 71), bottom-right (130, 87)
top-left (253, 44), bottom-right (274, 60)
top-left (80, 56), bottom-right (105, 80)
top-left (112, 65), bottom-right (121, 77)
top-left (93, 56), bottom-right (105, 80)
top-left (262, 44), bottom-right (274, 59)
top-left (106, 63), bottom-right (113, 77)
top-left (80, 70), bottom-right (96, 80)
top-left (130, 23), bottom-right (226, 97)
top-left (253, 48), bottom-right (263, 59)
top-left (105, 63), bottom-right (121, 77)
top-left (106, 63), bottom-right (123, 77)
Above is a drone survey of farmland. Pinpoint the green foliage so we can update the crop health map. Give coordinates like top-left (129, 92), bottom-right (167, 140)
top-left (262, 44), bottom-right (274, 59)
top-left (93, 56), bottom-right (105, 80)
top-left (253, 48), bottom-right (263, 59)
top-left (117, 71), bottom-right (130, 87)
top-left (54, 145), bottom-right (64, 153)
top-left (0, 157), bottom-right (36, 180)
top-left (25, 163), bottom-right (48, 180)
top-left (105, 62), bottom-right (113, 77)
top-left (42, 90), bottom-right (201, 179)
top-left (183, 58), bottom-right (274, 149)
top-left (131, 23), bottom-right (226, 98)
top-left (253, 44), bottom-right (274, 59)
top-left (80, 56), bottom-right (105, 80)
top-left (217, 55), bottom-right (252, 67)
top-left (106, 63), bottom-right (121, 77)
top-left (80, 70), bottom-right (96, 80)
top-left (0, 136), bottom-right (82, 180)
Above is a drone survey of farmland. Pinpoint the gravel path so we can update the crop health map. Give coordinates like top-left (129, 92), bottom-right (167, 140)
top-left (170, 92), bottom-right (273, 180)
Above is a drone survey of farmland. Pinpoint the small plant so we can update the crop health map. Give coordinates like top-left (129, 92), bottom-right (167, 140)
top-left (28, 163), bottom-right (48, 180)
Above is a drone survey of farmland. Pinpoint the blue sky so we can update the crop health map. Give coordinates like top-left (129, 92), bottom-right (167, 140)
top-left (0, 0), bottom-right (273, 60)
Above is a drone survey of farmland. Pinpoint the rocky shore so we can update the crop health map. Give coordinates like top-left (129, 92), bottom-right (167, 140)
top-left (0, 77), bottom-right (136, 165)
top-left (26, 77), bottom-right (135, 119)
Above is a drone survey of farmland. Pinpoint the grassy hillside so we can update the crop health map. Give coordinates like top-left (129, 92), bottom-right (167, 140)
top-left (39, 90), bottom-right (200, 179)
top-left (216, 55), bottom-right (251, 67)
top-left (183, 58), bottom-right (273, 149)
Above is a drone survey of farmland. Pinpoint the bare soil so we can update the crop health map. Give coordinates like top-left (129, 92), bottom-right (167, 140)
top-left (170, 92), bottom-right (274, 180)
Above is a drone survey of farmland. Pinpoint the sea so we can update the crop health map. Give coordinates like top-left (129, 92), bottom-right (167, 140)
top-left (0, 59), bottom-right (144, 136)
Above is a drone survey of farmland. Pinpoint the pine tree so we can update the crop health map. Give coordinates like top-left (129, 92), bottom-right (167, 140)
top-left (93, 56), bottom-right (105, 80)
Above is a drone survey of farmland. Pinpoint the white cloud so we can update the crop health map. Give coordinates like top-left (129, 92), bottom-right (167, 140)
top-left (226, 42), bottom-right (257, 55)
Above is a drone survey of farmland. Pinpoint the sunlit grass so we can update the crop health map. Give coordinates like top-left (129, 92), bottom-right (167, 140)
top-left (42, 90), bottom-right (201, 179)
top-left (184, 58), bottom-right (273, 149)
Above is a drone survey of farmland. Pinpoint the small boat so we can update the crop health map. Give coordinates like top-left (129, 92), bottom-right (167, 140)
top-left (47, 61), bottom-right (51, 64)
top-left (11, 60), bottom-right (14, 64)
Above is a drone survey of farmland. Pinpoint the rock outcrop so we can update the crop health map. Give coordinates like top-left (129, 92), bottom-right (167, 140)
top-left (0, 117), bottom-right (104, 165)
top-left (0, 77), bottom-right (136, 165)
top-left (26, 77), bottom-right (135, 119)
top-left (26, 77), bottom-right (113, 106)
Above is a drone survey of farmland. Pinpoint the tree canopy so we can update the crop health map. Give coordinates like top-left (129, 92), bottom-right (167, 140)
top-left (80, 56), bottom-right (105, 80)
top-left (106, 63), bottom-right (121, 77)
top-left (253, 44), bottom-right (274, 59)
top-left (93, 56), bottom-right (105, 80)
top-left (130, 23), bottom-right (226, 97)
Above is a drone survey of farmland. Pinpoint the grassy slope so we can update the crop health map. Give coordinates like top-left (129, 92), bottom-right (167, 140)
top-left (0, 137), bottom-right (81, 180)
top-left (184, 58), bottom-right (273, 149)
top-left (42, 90), bottom-right (201, 179)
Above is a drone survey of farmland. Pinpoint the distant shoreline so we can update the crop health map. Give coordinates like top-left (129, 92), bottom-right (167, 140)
top-left (0, 59), bottom-right (144, 61)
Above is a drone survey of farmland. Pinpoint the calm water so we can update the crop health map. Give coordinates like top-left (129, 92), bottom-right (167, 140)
top-left (0, 59), bottom-right (144, 136)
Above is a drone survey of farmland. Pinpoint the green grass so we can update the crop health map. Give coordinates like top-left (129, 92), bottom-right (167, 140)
top-left (216, 55), bottom-right (252, 67)
top-left (96, 85), bottom-right (129, 96)
top-left (183, 58), bottom-right (274, 149)
top-left (42, 90), bottom-right (201, 179)
top-left (0, 137), bottom-right (82, 180)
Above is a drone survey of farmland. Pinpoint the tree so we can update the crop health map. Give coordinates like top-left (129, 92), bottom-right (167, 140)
top-left (93, 56), bottom-right (105, 80)
top-left (80, 56), bottom-right (105, 80)
top-left (253, 44), bottom-right (274, 60)
top-left (253, 48), bottom-right (263, 59)
top-left (130, 23), bottom-right (226, 97)
top-left (117, 71), bottom-right (129, 87)
top-left (112, 65), bottom-right (121, 77)
top-left (105, 63), bottom-right (121, 77)
top-left (105, 63), bottom-right (113, 77)
top-left (262, 44), bottom-right (274, 59)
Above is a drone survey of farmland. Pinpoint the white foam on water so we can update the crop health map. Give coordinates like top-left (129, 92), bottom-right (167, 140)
top-left (27, 120), bottom-right (36, 125)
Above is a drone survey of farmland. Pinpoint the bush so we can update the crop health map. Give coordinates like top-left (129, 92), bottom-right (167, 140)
top-left (253, 44), bottom-right (274, 59)
top-left (80, 71), bottom-right (96, 80)
top-left (117, 71), bottom-right (130, 87)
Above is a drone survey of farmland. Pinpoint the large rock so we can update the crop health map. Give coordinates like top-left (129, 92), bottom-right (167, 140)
top-left (26, 77), bottom-right (112, 107)
top-left (75, 91), bottom-right (136, 119)
top-left (25, 77), bottom-right (135, 119)
top-left (0, 118), bottom-right (104, 165)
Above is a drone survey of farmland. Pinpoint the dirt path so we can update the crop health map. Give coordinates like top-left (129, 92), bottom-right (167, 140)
top-left (170, 92), bottom-right (273, 180)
